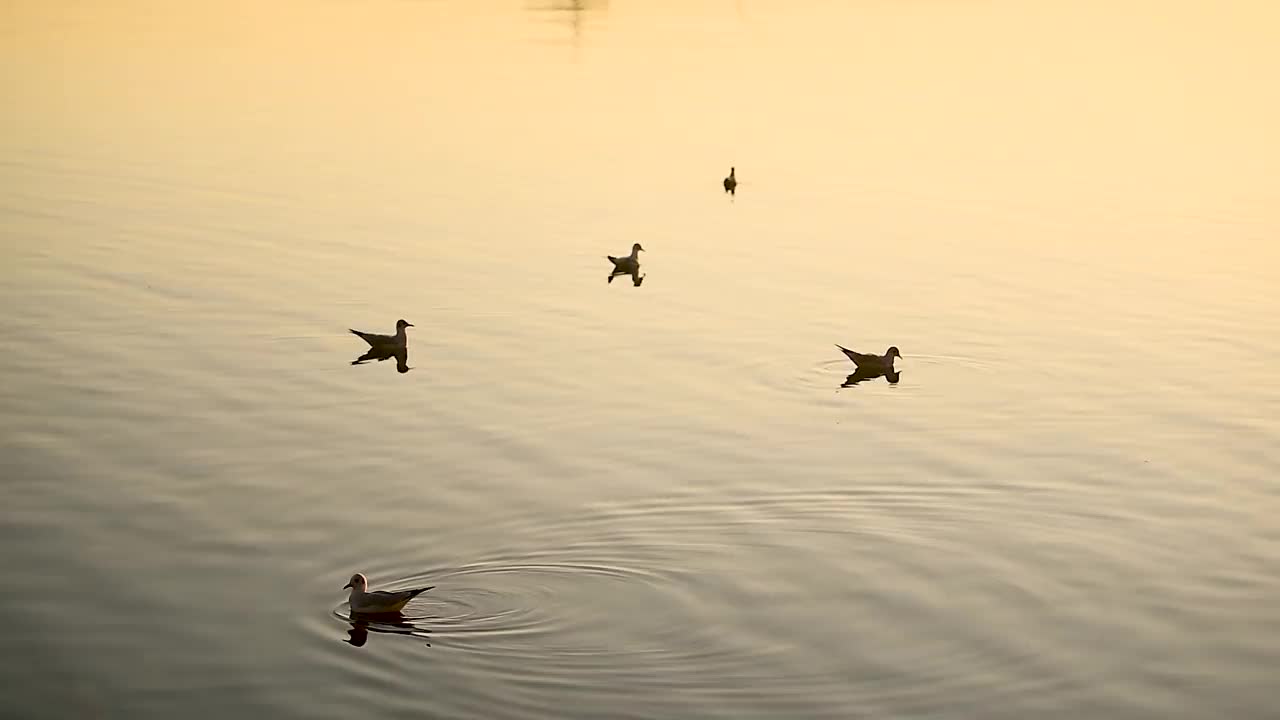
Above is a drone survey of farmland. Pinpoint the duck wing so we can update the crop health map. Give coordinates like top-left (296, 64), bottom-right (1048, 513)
top-left (835, 344), bottom-right (877, 366)
top-left (350, 329), bottom-right (393, 347)
top-left (373, 586), bottom-right (434, 604)
top-left (354, 586), bottom-right (435, 613)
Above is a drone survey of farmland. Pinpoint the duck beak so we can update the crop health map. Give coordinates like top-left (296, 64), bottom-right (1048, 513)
top-left (343, 582), bottom-right (352, 589)
top-left (405, 323), bottom-right (414, 327)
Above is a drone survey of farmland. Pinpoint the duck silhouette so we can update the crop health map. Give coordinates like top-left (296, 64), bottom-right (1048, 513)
top-left (344, 573), bottom-right (434, 614)
top-left (836, 344), bottom-right (902, 372)
top-left (607, 243), bottom-right (644, 274)
top-left (350, 319), bottom-right (413, 349)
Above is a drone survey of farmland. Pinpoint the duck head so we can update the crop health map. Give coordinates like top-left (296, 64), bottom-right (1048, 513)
top-left (886, 346), bottom-right (902, 361)
top-left (344, 573), bottom-right (369, 591)
top-left (396, 319), bottom-right (414, 330)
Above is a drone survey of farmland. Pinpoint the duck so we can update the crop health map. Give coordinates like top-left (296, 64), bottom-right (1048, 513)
top-left (350, 319), bottom-right (413, 349)
top-left (723, 166), bottom-right (737, 193)
top-left (343, 573), bottom-right (435, 614)
top-left (607, 243), bottom-right (644, 273)
top-left (836, 344), bottom-right (902, 371)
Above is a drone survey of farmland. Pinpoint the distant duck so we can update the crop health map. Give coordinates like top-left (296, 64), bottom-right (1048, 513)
top-left (607, 243), bottom-right (644, 273)
top-left (723, 167), bottom-right (737, 194)
top-left (836, 344), bottom-right (902, 371)
top-left (344, 573), bottom-right (434, 614)
top-left (350, 319), bottom-right (413, 348)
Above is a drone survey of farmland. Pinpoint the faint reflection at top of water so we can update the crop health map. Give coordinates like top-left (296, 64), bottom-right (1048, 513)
top-left (526, 0), bottom-right (608, 45)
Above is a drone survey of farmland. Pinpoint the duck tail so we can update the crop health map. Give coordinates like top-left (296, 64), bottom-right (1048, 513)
top-left (607, 255), bottom-right (619, 263)
top-left (408, 586), bottom-right (435, 599)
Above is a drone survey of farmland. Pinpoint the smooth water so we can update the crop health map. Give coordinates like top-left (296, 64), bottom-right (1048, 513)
top-left (2, 1), bottom-right (1278, 718)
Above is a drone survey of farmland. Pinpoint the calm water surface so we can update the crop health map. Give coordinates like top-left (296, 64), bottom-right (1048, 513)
top-left (2, 1), bottom-right (1279, 718)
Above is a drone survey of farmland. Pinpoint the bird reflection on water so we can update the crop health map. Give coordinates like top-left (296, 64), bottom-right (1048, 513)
top-left (351, 346), bottom-right (410, 373)
top-left (344, 612), bottom-right (430, 648)
top-left (608, 265), bottom-right (645, 286)
top-left (841, 367), bottom-right (901, 388)
top-left (527, 0), bottom-right (608, 46)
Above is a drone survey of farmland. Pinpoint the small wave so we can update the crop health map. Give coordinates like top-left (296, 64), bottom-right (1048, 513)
top-left (322, 484), bottom-right (1113, 715)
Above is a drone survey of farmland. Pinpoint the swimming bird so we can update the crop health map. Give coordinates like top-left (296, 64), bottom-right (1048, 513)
top-left (350, 319), bottom-right (413, 348)
top-left (723, 166), bottom-right (737, 194)
top-left (344, 573), bottom-right (435, 614)
top-left (607, 243), bottom-right (644, 273)
top-left (836, 344), bottom-right (902, 371)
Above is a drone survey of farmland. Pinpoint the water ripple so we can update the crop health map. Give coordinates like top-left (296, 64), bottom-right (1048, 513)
top-left (316, 485), bottom-right (1131, 717)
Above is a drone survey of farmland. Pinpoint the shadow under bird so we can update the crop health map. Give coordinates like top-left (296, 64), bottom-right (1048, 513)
top-left (723, 166), bottom-right (737, 194)
top-left (607, 243), bottom-right (644, 274)
top-left (351, 344), bottom-right (410, 373)
top-left (608, 264), bottom-right (645, 286)
top-left (836, 344), bottom-right (902, 372)
top-left (344, 573), bottom-right (435, 614)
top-left (350, 319), bottom-right (413, 349)
top-left (345, 614), bottom-right (426, 648)
top-left (842, 366), bottom-right (901, 388)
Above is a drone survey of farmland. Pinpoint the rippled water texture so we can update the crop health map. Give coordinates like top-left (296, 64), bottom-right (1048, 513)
top-left (2, 1), bottom-right (1279, 718)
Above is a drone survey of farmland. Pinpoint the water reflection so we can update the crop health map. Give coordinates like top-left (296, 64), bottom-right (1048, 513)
top-left (607, 265), bottom-right (644, 286)
top-left (351, 346), bottom-right (411, 373)
top-left (527, 0), bottom-right (608, 44)
top-left (841, 367), bottom-right (901, 388)
top-left (345, 612), bottom-right (430, 648)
